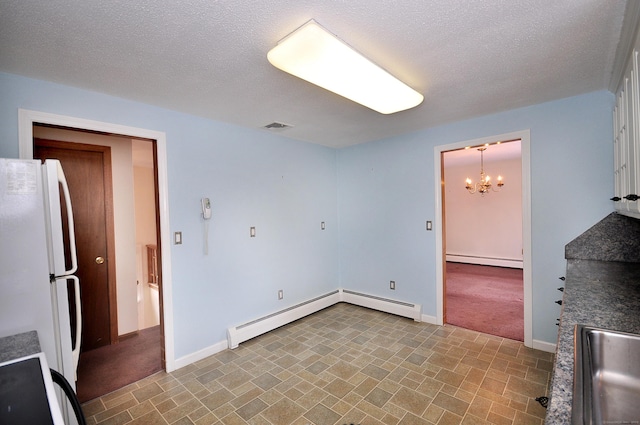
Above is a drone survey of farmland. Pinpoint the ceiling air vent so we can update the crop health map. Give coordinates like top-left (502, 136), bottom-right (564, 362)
top-left (263, 122), bottom-right (293, 131)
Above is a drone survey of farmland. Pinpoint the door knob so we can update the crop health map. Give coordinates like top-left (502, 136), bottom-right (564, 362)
top-left (95, 256), bottom-right (105, 264)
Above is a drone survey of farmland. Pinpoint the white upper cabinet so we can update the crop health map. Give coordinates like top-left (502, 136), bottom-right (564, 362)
top-left (613, 49), bottom-right (640, 218)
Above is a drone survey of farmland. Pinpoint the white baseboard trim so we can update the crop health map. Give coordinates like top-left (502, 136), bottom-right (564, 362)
top-left (175, 322), bottom-right (556, 371)
top-left (176, 293), bottom-right (552, 371)
top-left (173, 339), bottom-right (228, 371)
top-left (446, 255), bottom-right (523, 269)
top-left (421, 313), bottom-right (438, 325)
top-left (532, 339), bottom-right (557, 353)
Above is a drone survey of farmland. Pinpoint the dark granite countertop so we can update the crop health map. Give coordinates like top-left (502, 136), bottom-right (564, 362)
top-left (545, 259), bottom-right (640, 424)
top-left (0, 331), bottom-right (41, 363)
top-left (565, 212), bottom-right (640, 263)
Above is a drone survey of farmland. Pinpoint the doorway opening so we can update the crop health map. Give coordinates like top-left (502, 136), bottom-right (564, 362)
top-left (32, 125), bottom-right (163, 401)
top-left (18, 109), bottom-right (175, 401)
top-left (442, 140), bottom-right (523, 340)
top-left (434, 130), bottom-right (533, 347)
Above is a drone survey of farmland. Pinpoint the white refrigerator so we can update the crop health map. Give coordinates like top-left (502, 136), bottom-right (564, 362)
top-left (0, 158), bottom-right (82, 423)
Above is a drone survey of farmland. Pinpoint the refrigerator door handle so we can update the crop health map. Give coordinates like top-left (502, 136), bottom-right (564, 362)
top-left (56, 161), bottom-right (78, 276)
top-left (68, 275), bottom-right (82, 381)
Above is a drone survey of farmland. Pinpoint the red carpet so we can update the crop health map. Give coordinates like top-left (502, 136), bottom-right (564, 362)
top-left (76, 325), bottom-right (162, 402)
top-left (445, 262), bottom-right (524, 341)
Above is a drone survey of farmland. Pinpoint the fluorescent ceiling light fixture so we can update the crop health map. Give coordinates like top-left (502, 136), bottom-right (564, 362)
top-left (267, 20), bottom-right (424, 114)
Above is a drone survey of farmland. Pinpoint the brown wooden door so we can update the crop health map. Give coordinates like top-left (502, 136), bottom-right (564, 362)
top-left (34, 139), bottom-right (117, 352)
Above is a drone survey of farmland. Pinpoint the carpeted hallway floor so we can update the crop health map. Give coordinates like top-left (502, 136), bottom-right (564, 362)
top-left (445, 262), bottom-right (524, 341)
top-left (76, 325), bottom-right (162, 403)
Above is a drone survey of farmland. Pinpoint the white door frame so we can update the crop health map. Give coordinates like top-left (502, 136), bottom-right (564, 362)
top-left (18, 109), bottom-right (177, 371)
top-left (434, 129), bottom-right (532, 348)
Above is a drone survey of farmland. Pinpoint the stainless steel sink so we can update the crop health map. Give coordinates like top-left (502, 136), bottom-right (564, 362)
top-left (573, 325), bottom-right (640, 425)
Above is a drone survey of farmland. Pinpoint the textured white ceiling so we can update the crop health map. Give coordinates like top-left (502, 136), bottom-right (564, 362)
top-left (0, 0), bottom-right (630, 148)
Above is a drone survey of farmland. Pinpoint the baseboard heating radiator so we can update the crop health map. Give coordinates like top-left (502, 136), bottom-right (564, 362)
top-left (227, 289), bottom-right (421, 349)
top-left (340, 290), bottom-right (422, 322)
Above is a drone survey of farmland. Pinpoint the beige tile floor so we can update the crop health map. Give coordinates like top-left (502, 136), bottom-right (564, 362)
top-left (82, 303), bottom-right (553, 425)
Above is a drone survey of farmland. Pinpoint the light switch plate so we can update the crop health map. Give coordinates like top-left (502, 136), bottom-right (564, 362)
top-left (174, 231), bottom-right (182, 244)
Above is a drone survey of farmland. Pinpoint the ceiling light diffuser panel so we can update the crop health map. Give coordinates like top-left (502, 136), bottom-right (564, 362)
top-left (267, 20), bottom-right (423, 114)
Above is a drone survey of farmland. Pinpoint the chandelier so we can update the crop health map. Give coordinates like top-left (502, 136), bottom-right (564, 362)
top-left (465, 146), bottom-right (504, 195)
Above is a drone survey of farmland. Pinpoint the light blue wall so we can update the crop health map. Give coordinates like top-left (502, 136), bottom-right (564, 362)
top-left (0, 72), bottom-right (339, 358)
top-left (0, 71), bottom-right (616, 353)
top-left (337, 90), bottom-right (615, 344)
